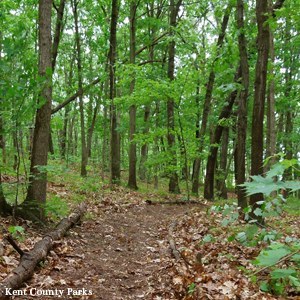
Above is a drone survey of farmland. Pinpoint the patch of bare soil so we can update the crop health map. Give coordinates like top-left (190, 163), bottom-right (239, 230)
top-left (9, 198), bottom-right (194, 299)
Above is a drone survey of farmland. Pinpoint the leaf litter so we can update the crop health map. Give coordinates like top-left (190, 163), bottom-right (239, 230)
top-left (0, 186), bottom-right (298, 299)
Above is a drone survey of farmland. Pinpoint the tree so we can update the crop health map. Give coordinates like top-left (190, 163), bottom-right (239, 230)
top-left (235, 0), bottom-right (249, 210)
top-left (250, 0), bottom-right (286, 221)
top-left (192, 5), bottom-right (231, 196)
top-left (72, 0), bottom-right (88, 177)
top-left (109, 0), bottom-right (121, 185)
top-left (166, 0), bottom-right (182, 194)
top-left (24, 0), bottom-right (53, 220)
top-left (127, 0), bottom-right (138, 190)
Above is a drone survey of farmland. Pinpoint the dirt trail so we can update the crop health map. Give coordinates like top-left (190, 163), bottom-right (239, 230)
top-left (16, 202), bottom-right (193, 300)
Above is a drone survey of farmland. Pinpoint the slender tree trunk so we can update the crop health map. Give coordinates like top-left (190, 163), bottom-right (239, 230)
top-left (167, 0), bottom-right (182, 194)
top-left (60, 106), bottom-right (69, 159)
top-left (52, 0), bottom-right (66, 70)
top-left (48, 131), bottom-right (54, 155)
top-left (87, 98), bottom-right (100, 159)
top-left (139, 105), bottom-right (151, 180)
top-left (102, 95), bottom-right (109, 174)
top-left (72, 0), bottom-right (88, 177)
top-left (191, 5), bottom-right (231, 196)
top-left (250, 0), bottom-right (270, 221)
top-left (25, 0), bottom-right (53, 220)
top-left (0, 33), bottom-right (4, 165)
top-left (128, 0), bottom-right (138, 190)
top-left (109, 0), bottom-right (120, 185)
top-left (217, 127), bottom-right (229, 198)
top-left (0, 110), bottom-right (6, 165)
top-left (265, 31), bottom-right (276, 166)
top-left (48, 0), bottom-right (65, 156)
top-left (236, 0), bottom-right (250, 210)
top-left (204, 67), bottom-right (241, 200)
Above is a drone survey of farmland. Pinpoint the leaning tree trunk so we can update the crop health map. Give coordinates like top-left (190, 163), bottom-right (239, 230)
top-left (204, 67), bottom-right (241, 200)
top-left (191, 5), bottom-right (231, 196)
top-left (24, 0), bottom-right (53, 221)
top-left (128, 0), bottom-right (138, 190)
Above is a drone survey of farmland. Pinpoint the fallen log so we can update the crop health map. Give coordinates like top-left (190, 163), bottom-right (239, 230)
top-left (0, 203), bottom-right (86, 299)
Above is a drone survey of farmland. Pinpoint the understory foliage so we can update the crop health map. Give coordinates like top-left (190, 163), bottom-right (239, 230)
top-left (212, 159), bottom-right (300, 296)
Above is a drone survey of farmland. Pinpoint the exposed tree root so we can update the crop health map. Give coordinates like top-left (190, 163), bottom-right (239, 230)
top-left (0, 203), bottom-right (86, 299)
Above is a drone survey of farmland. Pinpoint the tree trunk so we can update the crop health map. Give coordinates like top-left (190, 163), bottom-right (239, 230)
top-left (109, 0), bottom-right (121, 184)
top-left (0, 111), bottom-right (6, 165)
top-left (204, 67), bottom-right (240, 200)
top-left (128, 0), bottom-right (138, 190)
top-left (235, 0), bottom-right (250, 210)
top-left (167, 0), bottom-right (182, 194)
top-left (87, 98), bottom-right (100, 159)
top-left (216, 127), bottom-right (229, 199)
top-left (52, 0), bottom-right (66, 70)
top-left (109, 0), bottom-right (120, 185)
top-left (139, 105), bottom-right (151, 180)
top-left (265, 30), bottom-right (276, 166)
top-left (191, 5), bottom-right (231, 196)
top-left (250, 0), bottom-right (270, 221)
top-left (60, 106), bottom-right (69, 159)
top-left (72, 0), bottom-right (88, 177)
top-left (24, 0), bottom-right (53, 221)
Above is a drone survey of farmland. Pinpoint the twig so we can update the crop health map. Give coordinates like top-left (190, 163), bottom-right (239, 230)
top-left (4, 234), bottom-right (24, 257)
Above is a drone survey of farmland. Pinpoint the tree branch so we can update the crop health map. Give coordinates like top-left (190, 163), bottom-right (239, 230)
top-left (51, 77), bottom-right (101, 114)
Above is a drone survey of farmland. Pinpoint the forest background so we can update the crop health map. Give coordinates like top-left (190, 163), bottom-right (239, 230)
top-left (1, 0), bottom-right (299, 218)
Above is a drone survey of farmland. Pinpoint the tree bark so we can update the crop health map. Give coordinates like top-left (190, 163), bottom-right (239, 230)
top-left (235, 0), bottom-right (249, 210)
top-left (167, 0), bottom-right (182, 194)
top-left (128, 0), bottom-right (138, 190)
top-left (250, 0), bottom-right (270, 220)
top-left (266, 30), bottom-right (276, 167)
top-left (204, 67), bottom-right (241, 200)
top-left (216, 127), bottom-right (229, 198)
top-left (87, 98), bottom-right (100, 159)
top-left (139, 105), bottom-right (151, 180)
top-left (25, 0), bottom-right (53, 220)
top-left (72, 0), bottom-right (88, 177)
top-left (52, 0), bottom-right (66, 70)
top-left (109, 0), bottom-right (120, 185)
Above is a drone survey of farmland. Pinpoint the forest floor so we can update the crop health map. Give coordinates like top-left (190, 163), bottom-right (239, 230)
top-left (0, 173), bottom-right (299, 300)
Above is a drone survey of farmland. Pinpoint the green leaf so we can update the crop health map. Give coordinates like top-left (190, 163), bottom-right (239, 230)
top-left (283, 181), bottom-right (300, 192)
top-left (270, 268), bottom-right (297, 279)
top-left (260, 281), bottom-right (269, 292)
top-left (266, 163), bottom-right (285, 178)
top-left (8, 225), bottom-right (25, 235)
top-left (254, 243), bottom-right (291, 266)
top-left (236, 232), bottom-right (247, 244)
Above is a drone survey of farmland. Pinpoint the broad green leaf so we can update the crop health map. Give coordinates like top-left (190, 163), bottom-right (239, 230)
top-left (259, 281), bottom-right (269, 292)
top-left (254, 244), bottom-right (291, 266)
top-left (270, 268), bottom-right (297, 279)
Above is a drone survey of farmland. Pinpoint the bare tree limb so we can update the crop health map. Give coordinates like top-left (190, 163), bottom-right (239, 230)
top-left (51, 77), bottom-right (101, 114)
